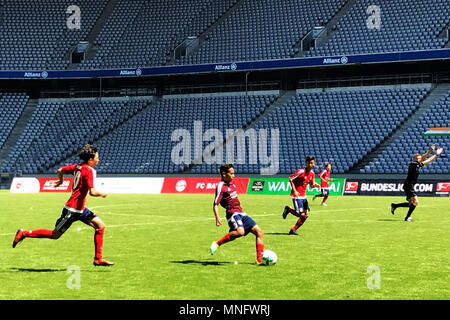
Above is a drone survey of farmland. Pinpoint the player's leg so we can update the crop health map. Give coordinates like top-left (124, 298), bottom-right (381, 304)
top-left (250, 224), bottom-right (264, 264)
top-left (392, 184), bottom-right (413, 214)
top-left (289, 200), bottom-right (309, 235)
top-left (321, 189), bottom-right (329, 206)
top-left (12, 209), bottom-right (70, 248)
top-left (313, 191), bottom-right (324, 201)
top-left (282, 199), bottom-right (302, 219)
top-left (290, 211), bottom-right (309, 234)
top-left (82, 208), bottom-right (114, 266)
top-left (405, 196), bottom-right (419, 221)
top-left (210, 214), bottom-right (245, 254)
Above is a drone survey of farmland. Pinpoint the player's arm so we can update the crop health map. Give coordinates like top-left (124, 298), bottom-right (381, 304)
top-left (319, 171), bottom-right (327, 183)
top-left (213, 204), bottom-right (222, 226)
top-left (422, 147), bottom-right (443, 166)
top-left (85, 169), bottom-right (107, 197)
top-left (310, 173), bottom-right (320, 189)
top-left (89, 187), bottom-right (107, 198)
top-left (213, 185), bottom-right (223, 226)
top-left (311, 180), bottom-right (321, 189)
top-left (53, 168), bottom-right (65, 187)
top-left (421, 144), bottom-right (435, 160)
top-left (289, 178), bottom-right (300, 197)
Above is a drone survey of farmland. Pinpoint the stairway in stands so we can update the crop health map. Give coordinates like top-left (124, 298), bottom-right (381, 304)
top-left (0, 99), bottom-right (38, 171)
top-left (349, 82), bottom-right (450, 173)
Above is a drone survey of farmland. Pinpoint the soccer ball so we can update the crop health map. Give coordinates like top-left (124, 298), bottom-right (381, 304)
top-left (261, 250), bottom-right (277, 265)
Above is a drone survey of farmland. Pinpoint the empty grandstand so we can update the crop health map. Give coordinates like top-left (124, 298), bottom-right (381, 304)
top-left (0, 0), bottom-right (448, 182)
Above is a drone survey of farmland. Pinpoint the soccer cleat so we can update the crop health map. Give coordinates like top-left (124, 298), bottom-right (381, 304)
top-left (12, 229), bottom-right (25, 248)
top-left (312, 195), bottom-right (317, 201)
top-left (404, 217), bottom-right (413, 222)
top-left (321, 203), bottom-right (327, 207)
top-left (282, 206), bottom-right (289, 219)
top-left (289, 229), bottom-right (299, 236)
top-left (210, 241), bottom-right (219, 255)
top-left (391, 203), bottom-right (395, 215)
top-left (93, 258), bottom-right (114, 266)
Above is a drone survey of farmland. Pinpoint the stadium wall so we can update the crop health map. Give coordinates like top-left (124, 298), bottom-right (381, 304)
top-left (10, 177), bottom-right (449, 197)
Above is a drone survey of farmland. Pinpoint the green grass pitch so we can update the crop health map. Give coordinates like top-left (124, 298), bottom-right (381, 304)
top-left (1, 190), bottom-right (450, 300)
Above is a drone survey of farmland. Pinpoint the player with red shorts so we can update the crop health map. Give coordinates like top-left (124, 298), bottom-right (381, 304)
top-left (313, 162), bottom-right (332, 206)
top-left (12, 144), bottom-right (114, 266)
top-left (210, 163), bottom-right (265, 264)
top-left (282, 155), bottom-right (320, 235)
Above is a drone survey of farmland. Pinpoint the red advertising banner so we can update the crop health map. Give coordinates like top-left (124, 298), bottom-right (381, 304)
top-left (161, 177), bottom-right (250, 194)
top-left (36, 177), bottom-right (73, 192)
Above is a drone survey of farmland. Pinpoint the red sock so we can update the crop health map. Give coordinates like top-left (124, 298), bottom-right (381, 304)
top-left (24, 229), bottom-right (53, 238)
top-left (292, 216), bottom-right (307, 231)
top-left (216, 233), bottom-right (231, 246)
top-left (322, 195), bottom-right (329, 204)
top-left (256, 243), bottom-right (264, 263)
top-left (94, 228), bottom-right (105, 259)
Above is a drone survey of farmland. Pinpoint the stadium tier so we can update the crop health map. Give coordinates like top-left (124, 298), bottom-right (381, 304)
top-left (50, 93), bottom-right (278, 174)
top-left (1, 98), bottom-right (150, 174)
top-left (362, 90), bottom-right (450, 174)
top-left (0, 0), bottom-right (108, 70)
top-left (0, 0), bottom-right (448, 70)
top-left (2, 86), bottom-right (449, 175)
top-left (177, 0), bottom-right (347, 65)
top-left (306, 0), bottom-right (449, 57)
top-left (249, 87), bottom-right (431, 174)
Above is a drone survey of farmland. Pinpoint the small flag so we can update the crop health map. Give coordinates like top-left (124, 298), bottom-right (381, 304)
top-left (423, 127), bottom-right (450, 137)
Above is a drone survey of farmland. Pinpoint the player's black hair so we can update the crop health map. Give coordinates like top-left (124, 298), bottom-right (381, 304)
top-left (324, 162), bottom-right (331, 168)
top-left (305, 155), bottom-right (315, 163)
top-left (219, 163), bottom-right (234, 176)
top-left (78, 144), bottom-right (98, 163)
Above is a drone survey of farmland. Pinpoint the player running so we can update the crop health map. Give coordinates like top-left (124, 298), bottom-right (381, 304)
top-left (313, 162), bottom-right (332, 206)
top-left (210, 163), bottom-right (265, 264)
top-left (282, 155), bottom-right (321, 235)
top-left (12, 144), bottom-right (114, 266)
top-left (391, 144), bottom-right (443, 222)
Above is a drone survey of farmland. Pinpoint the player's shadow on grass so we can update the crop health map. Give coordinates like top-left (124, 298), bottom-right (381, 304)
top-left (9, 267), bottom-right (67, 273)
top-left (265, 232), bottom-right (290, 236)
top-left (171, 260), bottom-right (232, 266)
top-left (7, 267), bottom-right (111, 273)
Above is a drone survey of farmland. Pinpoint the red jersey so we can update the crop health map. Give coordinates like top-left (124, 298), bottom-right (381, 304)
top-left (61, 163), bottom-right (96, 212)
top-left (214, 180), bottom-right (243, 219)
top-left (319, 169), bottom-right (331, 188)
top-left (289, 168), bottom-right (315, 199)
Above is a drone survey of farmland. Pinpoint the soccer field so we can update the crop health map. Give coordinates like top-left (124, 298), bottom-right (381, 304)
top-left (1, 191), bottom-right (450, 300)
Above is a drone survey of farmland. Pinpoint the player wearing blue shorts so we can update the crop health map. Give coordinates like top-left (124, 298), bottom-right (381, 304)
top-left (210, 164), bottom-right (265, 264)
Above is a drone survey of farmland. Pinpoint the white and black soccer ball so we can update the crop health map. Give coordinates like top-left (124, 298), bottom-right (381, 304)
top-left (261, 250), bottom-right (277, 266)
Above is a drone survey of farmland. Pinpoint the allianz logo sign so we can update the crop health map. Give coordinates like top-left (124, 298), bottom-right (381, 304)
top-left (322, 56), bottom-right (348, 64)
top-left (119, 69), bottom-right (142, 76)
top-left (215, 63), bottom-right (237, 71)
top-left (24, 71), bottom-right (48, 78)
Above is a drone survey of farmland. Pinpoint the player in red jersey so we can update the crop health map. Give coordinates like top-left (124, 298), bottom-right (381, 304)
top-left (282, 155), bottom-right (321, 235)
top-left (12, 144), bottom-right (114, 266)
top-left (313, 162), bottom-right (332, 206)
top-left (210, 163), bottom-right (265, 264)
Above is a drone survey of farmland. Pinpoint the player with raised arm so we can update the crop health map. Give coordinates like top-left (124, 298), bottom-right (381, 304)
top-left (12, 144), bottom-right (114, 266)
top-left (313, 162), bottom-right (332, 206)
top-left (209, 163), bottom-right (265, 265)
top-left (391, 144), bottom-right (444, 222)
top-left (282, 155), bottom-right (321, 235)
